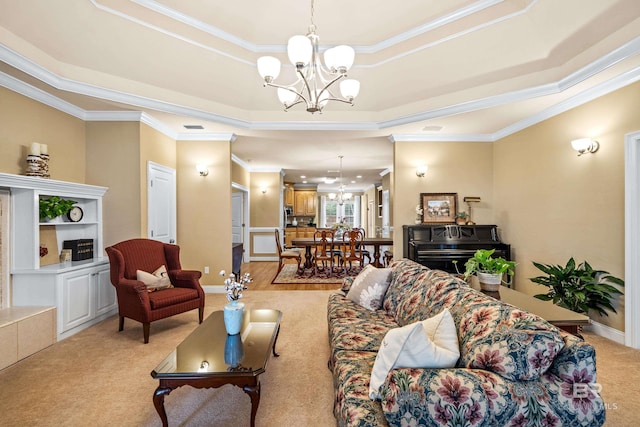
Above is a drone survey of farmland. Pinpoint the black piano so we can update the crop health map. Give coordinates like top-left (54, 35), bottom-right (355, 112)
top-left (403, 224), bottom-right (510, 273)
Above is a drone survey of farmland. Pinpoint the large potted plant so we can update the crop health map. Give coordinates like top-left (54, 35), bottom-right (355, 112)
top-left (531, 258), bottom-right (624, 316)
top-left (456, 248), bottom-right (516, 291)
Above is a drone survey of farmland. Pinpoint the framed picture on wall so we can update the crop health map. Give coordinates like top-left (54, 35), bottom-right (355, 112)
top-left (420, 193), bottom-right (458, 223)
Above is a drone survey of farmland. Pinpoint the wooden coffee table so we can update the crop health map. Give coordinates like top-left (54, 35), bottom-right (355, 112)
top-left (151, 309), bottom-right (282, 427)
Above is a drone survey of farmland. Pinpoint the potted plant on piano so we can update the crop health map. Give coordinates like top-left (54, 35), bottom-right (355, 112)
top-left (455, 248), bottom-right (516, 291)
top-left (455, 211), bottom-right (469, 225)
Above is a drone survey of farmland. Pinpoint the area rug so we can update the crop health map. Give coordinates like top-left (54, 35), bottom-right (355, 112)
top-left (271, 263), bottom-right (362, 284)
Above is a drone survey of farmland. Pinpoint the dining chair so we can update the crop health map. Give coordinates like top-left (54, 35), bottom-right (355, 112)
top-left (275, 228), bottom-right (302, 276)
top-left (312, 228), bottom-right (336, 276)
top-left (340, 229), bottom-right (365, 274)
top-left (355, 227), bottom-right (372, 265)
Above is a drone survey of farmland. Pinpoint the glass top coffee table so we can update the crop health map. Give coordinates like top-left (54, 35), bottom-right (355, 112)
top-left (151, 309), bottom-right (282, 427)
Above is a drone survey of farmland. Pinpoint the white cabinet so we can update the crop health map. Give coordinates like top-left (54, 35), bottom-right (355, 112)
top-left (12, 262), bottom-right (116, 340)
top-left (0, 173), bottom-right (113, 341)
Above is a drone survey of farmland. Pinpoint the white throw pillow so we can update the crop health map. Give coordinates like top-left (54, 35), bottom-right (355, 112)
top-left (369, 308), bottom-right (460, 400)
top-left (346, 265), bottom-right (392, 310)
top-left (136, 265), bottom-right (173, 292)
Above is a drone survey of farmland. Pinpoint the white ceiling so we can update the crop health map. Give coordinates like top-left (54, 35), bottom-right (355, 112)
top-left (1, 0), bottom-right (640, 191)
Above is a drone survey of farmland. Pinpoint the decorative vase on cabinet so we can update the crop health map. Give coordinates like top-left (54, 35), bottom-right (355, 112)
top-left (223, 300), bottom-right (245, 335)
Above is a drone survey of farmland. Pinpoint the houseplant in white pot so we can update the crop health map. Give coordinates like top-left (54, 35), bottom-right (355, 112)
top-left (456, 249), bottom-right (516, 291)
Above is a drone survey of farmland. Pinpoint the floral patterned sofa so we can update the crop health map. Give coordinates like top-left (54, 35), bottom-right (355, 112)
top-left (327, 258), bottom-right (606, 427)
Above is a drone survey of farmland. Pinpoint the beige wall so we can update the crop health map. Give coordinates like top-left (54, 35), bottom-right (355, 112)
top-left (250, 172), bottom-right (281, 227)
top-left (493, 81), bottom-right (640, 331)
top-left (85, 122), bottom-right (142, 247)
top-left (393, 141), bottom-right (494, 258)
top-left (0, 87), bottom-right (85, 182)
top-left (231, 160), bottom-right (250, 188)
top-left (176, 140), bottom-right (232, 284)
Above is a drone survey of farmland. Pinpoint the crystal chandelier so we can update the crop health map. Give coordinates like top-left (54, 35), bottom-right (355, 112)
top-left (328, 156), bottom-right (352, 205)
top-left (256, 0), bottom-right (360, 113)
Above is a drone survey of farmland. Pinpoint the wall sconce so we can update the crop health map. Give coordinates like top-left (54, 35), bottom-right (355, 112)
top-left (416, 165), bottom-right (428, 177)
top-left (196, 164), bottom-right (209, 176)
top-left (571, 138), bottom-right (599, 156)
top-left (260, 187), bottom-right (267, 194)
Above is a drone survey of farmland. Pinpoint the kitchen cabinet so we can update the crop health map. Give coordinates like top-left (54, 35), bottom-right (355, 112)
top-left (294, 190), bottom-right (316, 216)
top-left (0, 173), bottom-right (114, 341)
top-left (284, 184), bottom-right (294, 207)
top-left (284, 226), bottom-right (316, 248)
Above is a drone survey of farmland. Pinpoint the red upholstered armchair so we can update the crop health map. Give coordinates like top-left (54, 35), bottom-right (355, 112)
top-left (105, 238), bottom-right (205, 343)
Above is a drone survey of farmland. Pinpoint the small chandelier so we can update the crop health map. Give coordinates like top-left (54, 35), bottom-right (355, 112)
top-left (328, 155), bottom-right (353, 206)
top-left (256, 0), bottom-right (360, 113)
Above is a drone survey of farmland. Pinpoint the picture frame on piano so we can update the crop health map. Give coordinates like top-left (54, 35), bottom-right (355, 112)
top-left (420, 193), bottom-right (458, 224)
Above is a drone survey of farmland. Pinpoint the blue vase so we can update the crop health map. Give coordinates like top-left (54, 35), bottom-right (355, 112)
top-left (223, 300), bottom-right (244, 335)
top-left (224, 334), bottom-right (244, 368)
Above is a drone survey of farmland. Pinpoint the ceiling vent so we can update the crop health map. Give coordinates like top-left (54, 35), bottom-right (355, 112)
top-left (183, 125), bottom-right (204, 130)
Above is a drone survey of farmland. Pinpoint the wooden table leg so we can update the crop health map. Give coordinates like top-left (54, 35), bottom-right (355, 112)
top-left (243, 382), bottom-right (261, 427)
top-left (372, 243), bottom-right (382, 267)
top-left (303, 246), bottom-right (313, 268)
top-left (153, 385), bottom-right (172, 427)
top-left (272, 325), bottom-right (281, 357)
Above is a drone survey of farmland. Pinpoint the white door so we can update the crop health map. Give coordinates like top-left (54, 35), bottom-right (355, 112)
top-left (147, 162), bottom-right (176, 244)
top-left (232, 192), bottom-right (243, 244)
top-left (382, 189), bottom-right (390, 238)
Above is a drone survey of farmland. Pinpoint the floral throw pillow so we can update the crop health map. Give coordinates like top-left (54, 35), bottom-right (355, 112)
top-left (136, 265), bottom-right (173, 292)
top-left (346, 265), bottom-right (392, 311)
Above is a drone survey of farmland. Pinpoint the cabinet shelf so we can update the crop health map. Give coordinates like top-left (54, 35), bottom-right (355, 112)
top-left (12, 257), bottom-right (108, 275)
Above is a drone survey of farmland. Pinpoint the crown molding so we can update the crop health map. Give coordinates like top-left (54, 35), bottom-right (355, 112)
top-left (0, 71), bottom-right (86, 120)
top-left (130, 0), bottom-right (512, 56)
top-left (494, 63), bottom-right (640, 140)
top-left (389, 134), bottom-right (494, 143)
top-left (176, 132), bottom-right (237, 142)
top-left (231, 154), bottom-right (250, 170)
top-left (248, 121), bottom-right (378, 131)
top-left (2, 34), bottom-right (640, 141)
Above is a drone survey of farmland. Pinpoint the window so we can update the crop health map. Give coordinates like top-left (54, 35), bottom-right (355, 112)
top-left (321, 196), bottom-right (360, 228)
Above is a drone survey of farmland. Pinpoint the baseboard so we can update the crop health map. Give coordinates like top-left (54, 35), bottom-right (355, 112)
top-left (583, 321), bottom-right (625, 345)
top-left (202, 285), bottom-right (225, 294)
top-left (250, 256), bottom-right (278, 262)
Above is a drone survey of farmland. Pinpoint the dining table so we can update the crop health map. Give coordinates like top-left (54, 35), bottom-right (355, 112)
top-left (291, 236), bottom-right (393, 269)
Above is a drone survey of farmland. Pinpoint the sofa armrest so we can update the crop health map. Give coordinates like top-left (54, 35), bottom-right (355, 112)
top-left (380, 366), bottom-right (605, 426)
top-left (548, 331), bottom-right (598, 385)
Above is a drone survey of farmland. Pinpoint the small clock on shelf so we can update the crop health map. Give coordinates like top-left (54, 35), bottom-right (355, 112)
top-left (67, 206), bottom-right (83, 222)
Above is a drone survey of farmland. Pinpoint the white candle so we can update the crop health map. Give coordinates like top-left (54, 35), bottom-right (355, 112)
top-left (30, 142), bottom-right (41, 156)
top-left (40, 144), bottom-right (48, 155)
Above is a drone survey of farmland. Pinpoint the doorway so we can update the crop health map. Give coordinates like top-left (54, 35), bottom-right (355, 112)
top-left (625, 130), bottom-right (640, 348)
top-left (232, 183), bottom-right (249, 263)
top-left (147, 162), bottom-right (176, 244)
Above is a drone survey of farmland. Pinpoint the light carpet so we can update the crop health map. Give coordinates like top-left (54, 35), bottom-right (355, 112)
top-left (271, 264), bottom-right (362, 285)
top-left (1, 290), bottom-right (639, 426)
top-left (0, 291), bottom-right (336, 427)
